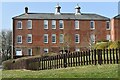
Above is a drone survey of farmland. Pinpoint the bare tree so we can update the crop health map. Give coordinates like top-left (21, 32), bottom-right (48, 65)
top-left (0, 30), bottom-right (12, 61)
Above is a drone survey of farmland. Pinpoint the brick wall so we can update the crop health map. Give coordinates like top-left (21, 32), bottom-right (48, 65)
top-left (13, 19), bottom-right (110, 57)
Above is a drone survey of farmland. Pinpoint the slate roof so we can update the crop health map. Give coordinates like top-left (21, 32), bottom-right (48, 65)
top-left (114, 14), bottom-right (120, 19)
top-left (13, 13), bottom-right (110, 20)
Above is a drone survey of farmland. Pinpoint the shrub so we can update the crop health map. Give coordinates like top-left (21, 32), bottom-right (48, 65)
top-left (94, 42), bottom-right (111, 50)
top-left (108, 41), bottom-right (120, 49)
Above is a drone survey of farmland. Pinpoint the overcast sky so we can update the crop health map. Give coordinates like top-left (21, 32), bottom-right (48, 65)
top-left (1, 2), bottom-right (120, 30)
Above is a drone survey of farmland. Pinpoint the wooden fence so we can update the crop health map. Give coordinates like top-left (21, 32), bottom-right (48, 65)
top-left (26, 48), bottom-right (120, 70)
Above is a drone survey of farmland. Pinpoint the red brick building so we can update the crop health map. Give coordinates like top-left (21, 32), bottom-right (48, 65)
top-left (111, 14), bottom-right (120, 41)
top-left (12, 4), bottom-right (111, 58)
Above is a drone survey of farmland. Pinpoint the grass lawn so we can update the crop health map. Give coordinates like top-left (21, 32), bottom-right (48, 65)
top-left (2, 64), bottom-right (119, 79)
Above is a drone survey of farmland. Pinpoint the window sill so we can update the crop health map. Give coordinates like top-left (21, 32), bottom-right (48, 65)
top-left (106, 29), bottom-right (111, 30)
top-left (17, 28), bottom-right (23, 30)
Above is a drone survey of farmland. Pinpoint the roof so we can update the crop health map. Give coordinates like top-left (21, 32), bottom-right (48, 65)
top-left (114, 14), bottom-right (120, 19)
top-left (13, 13), bottom-right (110, 20)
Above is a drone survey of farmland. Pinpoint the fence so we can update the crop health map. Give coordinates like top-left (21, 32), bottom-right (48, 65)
top-left (26, 48), bottom-right (120, 70)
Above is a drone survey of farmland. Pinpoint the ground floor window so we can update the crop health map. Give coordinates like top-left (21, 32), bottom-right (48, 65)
top-left (75, 48), bottom-right (80, 52)
top-left (28, 48), bottom-right (32, 56)
top-left (16, 49), bottom-right (22, 56)
top-left (44, 48), bottom-right (49, 53)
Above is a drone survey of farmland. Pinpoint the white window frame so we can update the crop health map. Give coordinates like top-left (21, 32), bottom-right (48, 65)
top-left (90, 34), bottom-right (95, 43)
top-left (52, 20), bottom-right (56, 29)
top-left (17, 35), bottom-right (22, 44)
top-left (75, 34), bottom-right (80, 43)
top-left (60, 34), bottom-right (64, 43)
top-left (44, 34), bottom-right (48, 43)
top-left (16, 48), bottom-right (22, 56)
top-left (52, 34), bottom-right (56, 43)
top-left (44, 48), bottom-right (49, 53)
top-left (27, 34), bottom-right (32, 43)
top-left (59, 20), bottom-right (64, 29)
top-left (44, 20), bottom-right (48, 29)
top-left (75, 20), bottom-right (79, 29)
top-left (27, 48), bottom-right (32, 56)
top-left (106, 21), bottom-right (110, 30)
top-left (90, 21), bottom-right (95, 30)
top-left (27, 20), bottom-right (32, 29)
top-left (106, 34), bottom-right (111, 41)
top-left (17, 21), bottom-right (22, 29)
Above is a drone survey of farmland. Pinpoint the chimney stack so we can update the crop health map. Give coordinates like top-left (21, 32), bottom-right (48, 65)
top-left (75, 4), bottom-right (81, 15)
top-left (25, 7), bottom-right (28, 14)
top-left (55, 3), bottom-right (61, 15)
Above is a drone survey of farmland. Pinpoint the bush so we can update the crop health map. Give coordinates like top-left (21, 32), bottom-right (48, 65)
top-left (94, 42), bottom-right (111, 49)
top-left (108, 41), bottom-right (120, 49)
top-left (2, 53), bottom-right (58, 70)
top-left (2, 55), bottom-right (42, 70)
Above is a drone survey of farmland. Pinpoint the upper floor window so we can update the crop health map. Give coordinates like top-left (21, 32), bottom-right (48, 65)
top-left (75, 34), bottom-right (80, 43)
top-left (106, 21), bottom-right (110, 30)
top-left (52, 34), bottom-right (56, 43)
top-left (17, 21), bottom-right (22, 29)
top-left (28, 48), bottom-right (32, 56)
top-left (44, 20), bottom-right (48, 29)
top-left (44, 34), bottom-right (48, 43)
top-left (75, 20), bottom-right (79, 29)
top-left (52, 20), bottom-right (56, 29)
top-left (27, 34), bottom-right (32, 43)
top-left (27, 20), bottom-right (32, 29)
top-left (90, 34), bottom-right (95, 43)
top-left (90, 21), bottom-right (95, 29)
top-left (60, 34), bottom-right (64, 43)
top-left (106, 34), bottom-right (111, 41)
top-left (17, 35), bottom-right (22, 43)
top-left (59, 20), bottom-right (64, 29)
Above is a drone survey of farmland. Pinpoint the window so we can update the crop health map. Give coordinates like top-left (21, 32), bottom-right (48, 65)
top-left (90, 34), bottom-right (95, 43)
top-left (52, 34), bottom-right (56, 43)
top-left (106, 35), bottom-right (111, 41)
top-left (75, 20), bottom-right (79, 29)
top-left (60, 34), bottom-right (64, 43)
top-left (44, 20), bottom-right (48, 29)
top-left (52, 20), bottom-right (56, 29)
top-left (75, 34), bottom-right (80, 43)
top-left (27, 20), bottom-right (32, 29)
top-left (16, 49), bottom-right (22, 56)
top-left (28, 48), bottom-right (32, 56)
top-left (17, 35), bottom-right (22, 43)
top-left (17, 21), bottom-right (22, 29)
top-left (27, 34), bottom-right (32, 43)
top-left (106, 21), bottom-right (110, 30)
top-left (59, 20), bottom-right (64, 29)
top-left (90, 21), bottom-right (95, 29)
top-left (44, 34), bottom-right (48, 43)
top-left (44, 48), bottom-right (49, 53)
top-left (75, 48), bottom-right (80, 52)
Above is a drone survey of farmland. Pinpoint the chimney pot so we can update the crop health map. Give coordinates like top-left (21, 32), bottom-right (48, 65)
top-left (25, 7), bottom-right (28, 14)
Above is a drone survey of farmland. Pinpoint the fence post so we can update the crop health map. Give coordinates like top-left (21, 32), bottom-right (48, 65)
top-left (98, 49), bottom-right (102, 65)
top-left (94, 49), bottom-right (97, 65)
top-left (116, 48), bottom-right (118, 64)
top-left (63, 53), bottom-right (67, 68)
top-left (110, 49), bottom-right (112, 64)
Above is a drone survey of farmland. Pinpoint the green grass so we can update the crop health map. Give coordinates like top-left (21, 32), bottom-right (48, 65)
top-left (2, 64), bottom-right (119, 78)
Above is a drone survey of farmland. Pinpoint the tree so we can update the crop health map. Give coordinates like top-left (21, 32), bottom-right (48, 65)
top-left (0, 30), bottom-right (12, 61)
